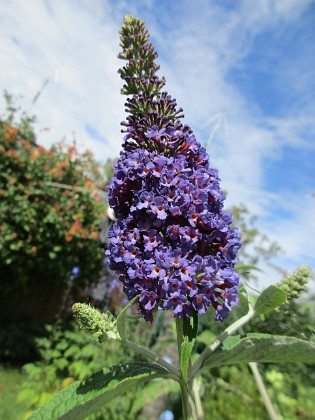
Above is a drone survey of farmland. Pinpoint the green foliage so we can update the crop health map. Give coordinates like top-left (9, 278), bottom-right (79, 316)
top-left (246, 292), bottom-right (315, 341)
top-left (203, 335), bottom-right (315, 370)
top-left (25, 281), bottom-right (315, 419)
top-left (16, 316), bottom-right (177, 419)
top-left (17, 322), bottom-right (140, 418)
top-left (0, 93), bottom-right (107, 305)
top-left (202, 364), bottom-right (315, 420)
top-left (0, 366), bottom-right (29, 420)
top-left (17, 323), bottom-right (108, 414)
top-left (202, 365), bottom-right (268, 420)
top-left (195, 275), bottom-right (315, 419)
top-left (265, 368), bottom-right (315, 419)
top-left (253, 285), bottom-right (287, 315)
top-left (30, 361), bottom-right (169, 420)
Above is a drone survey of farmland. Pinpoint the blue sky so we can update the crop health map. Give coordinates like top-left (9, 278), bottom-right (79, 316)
top-left (1, 0), bottom-right (314, 289)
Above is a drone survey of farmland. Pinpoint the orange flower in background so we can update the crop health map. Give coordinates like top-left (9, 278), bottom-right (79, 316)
top-left (65, 234), bottom-right (73, 242)
top-left (67, 145), bottom-right (78, 160)
top-left (7, 149), bottom-right (20, 159)
top-left (55, 161), bottom-right (69, 170)
top-left (4, 126), bottom-right (18, 140)
top-left (91, 231), bottom-right (99, 240)
top-left (30, 148), bottom-right (40, 160)
top-left (23, 141), bottom-right (31, 150)
top-left (84, 180), bottom-right (93, 190)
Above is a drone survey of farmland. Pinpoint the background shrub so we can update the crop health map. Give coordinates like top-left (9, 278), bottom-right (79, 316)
top-left (0, 93), bottom-right (107, 322)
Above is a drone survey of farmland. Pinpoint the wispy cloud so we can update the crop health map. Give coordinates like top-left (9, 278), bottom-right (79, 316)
top-left (1, 0), bottom-right (314, 288)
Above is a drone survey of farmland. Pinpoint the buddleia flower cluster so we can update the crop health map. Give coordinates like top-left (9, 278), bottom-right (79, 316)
top-left (106, 16), bottom-right (241, 322)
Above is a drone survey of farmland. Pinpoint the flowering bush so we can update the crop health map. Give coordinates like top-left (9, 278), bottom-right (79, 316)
top-left (31, 16), bottom-right (315, 420)
top-left (0, 93), bottom-right (106, 315)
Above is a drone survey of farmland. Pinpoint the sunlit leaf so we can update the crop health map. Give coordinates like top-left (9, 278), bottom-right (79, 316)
top-left (203, 336), bottom-right (315, 370)
top-left (30, 361), bottom-right (169, 420)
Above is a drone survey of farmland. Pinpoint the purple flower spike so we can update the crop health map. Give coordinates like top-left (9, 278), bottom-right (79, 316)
top-left (106, 16), bottom-right (241, 322)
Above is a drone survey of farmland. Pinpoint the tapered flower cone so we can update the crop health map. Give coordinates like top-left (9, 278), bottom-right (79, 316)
top-left (106, 15), bottom-right (241, 321)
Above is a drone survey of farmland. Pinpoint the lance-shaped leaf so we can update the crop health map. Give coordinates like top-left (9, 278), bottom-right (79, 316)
top-left (254, 285), bottom-right (286, 315)
top-left (30, 361), bottom-right (170, 420)
top-left (202, 335), bottom-right (315, 370)
top-left (180, 336), bottom-right (195, 382)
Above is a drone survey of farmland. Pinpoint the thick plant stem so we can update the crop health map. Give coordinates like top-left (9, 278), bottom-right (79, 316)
top-left (180, 381), bottom-right (199, 420)
top-left (176, 317), bottom-right (200, 419)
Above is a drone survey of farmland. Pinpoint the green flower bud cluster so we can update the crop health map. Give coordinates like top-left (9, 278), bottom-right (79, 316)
top-left (118, 15), bottom-right (165, 96)
top-left (72, 303), bottom-right (120, 342)
top-left (277, 265), bottom-right (312, 303)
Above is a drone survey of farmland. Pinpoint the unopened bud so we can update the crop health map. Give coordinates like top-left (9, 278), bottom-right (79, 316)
top-left (72, 303), bottom-right (120, 342)
top-left (277, 265), bottom-right (311, 303)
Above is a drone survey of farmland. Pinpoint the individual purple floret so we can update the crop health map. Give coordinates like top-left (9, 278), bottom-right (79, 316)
top-left (106, 16), bottom-right (241, 322)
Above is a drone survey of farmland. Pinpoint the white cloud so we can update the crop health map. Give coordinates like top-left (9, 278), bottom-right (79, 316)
top-left (0, 0), bottom-right (125, 158)
top-left (0, 0), bottom-right (314, 288)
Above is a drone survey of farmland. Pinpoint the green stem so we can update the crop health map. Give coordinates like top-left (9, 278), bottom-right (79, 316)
top-left (192, 309), bottom-right (255, 378)
top-left (125, 339), bottom-right (180, 380)
top-left (180, 381), bottom-right (199, 420)
top-left (236, 319), bottom-right (279, 420)
top-left (249, 362), bottom-right (279, 420)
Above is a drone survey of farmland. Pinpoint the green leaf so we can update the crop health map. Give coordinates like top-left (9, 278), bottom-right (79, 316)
top-left (196, 330), bottom-right (216, 346)
top-left (116, 295), bottom-right (139, 341)
top-left (64, 345), bottom-right (80, 359)
top-left (180, 336), bottom-right (195, 382)
top-left (54, 358), bottom-right (68, 370)
top-left (254, 285), bottom-right (286, 315)
top-left (203, 336), bottom-right (315, 370)
top-left (244, 290), bottom-right (257, 311)
top-left (30, 361), bottom-right (169, 420)
top-left (222, 335), bottom-right (241, 350)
